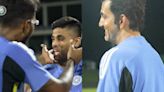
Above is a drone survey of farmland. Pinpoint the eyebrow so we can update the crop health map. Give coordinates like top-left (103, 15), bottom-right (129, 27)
top-left (51, 34), bottom-right (65, 40)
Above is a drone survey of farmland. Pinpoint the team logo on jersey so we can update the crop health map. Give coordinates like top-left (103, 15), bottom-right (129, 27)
top-left (0, 5), bottom-right (7, 16)
top-left (72, 75), bottom-right (82, 86)
top-left (99, 47), bottom-right (118, 79)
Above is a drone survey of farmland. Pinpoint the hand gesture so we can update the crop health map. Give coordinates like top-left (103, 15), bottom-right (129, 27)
top-left (40, 44), bottom-right (56, 65)
top-left (67, 38), bottom-right (82, 64)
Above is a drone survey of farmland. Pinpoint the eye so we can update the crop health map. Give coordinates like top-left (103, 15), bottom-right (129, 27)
top-left (57, 35), bottom-right (65, 41)
top-left (100, 12), bottom-right (109, 19)
top-left (102, 14), bottom-right (109, 19)
top-left (51, 35), bottom-right (65, 41)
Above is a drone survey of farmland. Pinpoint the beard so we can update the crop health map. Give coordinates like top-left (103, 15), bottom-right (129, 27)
top-left (54, 50), bottom-right (68, 66)
top-left (106, 24), bottom-right (120, 45)
top-left (20, 28), bottom-right (33, 44)
top-left (21, 35), bottom-right (31, 44)
top-left (57, 56), bottom-right (67, 66)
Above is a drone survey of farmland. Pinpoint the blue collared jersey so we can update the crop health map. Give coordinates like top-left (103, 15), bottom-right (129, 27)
top-left (43, 61), bottom-right (82, 92)
top-left (0, 36), bottom-right (53, 92)
top-left (97, 36), bottom-right (164, 92)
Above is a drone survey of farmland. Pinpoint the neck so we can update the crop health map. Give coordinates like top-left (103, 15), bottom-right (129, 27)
top-left (0, 27), bottom-right (12, 41)
top-left (116, 29), bottom-right (141, 45)
top-left (0, 27), bottom-right (21, 41)
top-left (60, 63), bottom-right (67, 68)
top-left (58, 60), bottom-right (67, 68)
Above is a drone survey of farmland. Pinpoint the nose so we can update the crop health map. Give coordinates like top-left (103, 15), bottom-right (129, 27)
top-left (52, 39), bottom-right (59, 48)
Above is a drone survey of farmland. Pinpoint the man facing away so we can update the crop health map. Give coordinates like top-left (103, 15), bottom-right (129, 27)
top-left (97, 0), bottom-right (164, 92)
top-left (0, 0), bottom-right (82, 92)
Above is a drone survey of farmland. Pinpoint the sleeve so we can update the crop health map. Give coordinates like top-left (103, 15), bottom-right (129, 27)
top-left (98, 47), bottom-right (119, 92)
top-left (99, 46), bottom-right (134, 92)
top-left (119, 67), bottom-right (133, 92)
top-left (43, 64), bottom-right (63, 78)
top-left (7, 42), bottom-right (53, 91)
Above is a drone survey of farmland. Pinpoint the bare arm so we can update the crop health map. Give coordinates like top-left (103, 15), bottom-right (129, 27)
top-left (24, 58), bottom-right (74, 92)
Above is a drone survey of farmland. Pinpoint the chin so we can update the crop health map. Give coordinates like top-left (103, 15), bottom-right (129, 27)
top-left (56, 56), bottom-right (67, 65)
top-left (58, 59), bottom-right (67, 66)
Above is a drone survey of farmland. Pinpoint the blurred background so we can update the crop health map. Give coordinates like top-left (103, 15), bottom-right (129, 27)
top-left (29, 0), bottom-right (164, 92)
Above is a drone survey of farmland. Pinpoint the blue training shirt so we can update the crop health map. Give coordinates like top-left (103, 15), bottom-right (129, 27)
top-left (0, 36), bottom-right (54, 92)
top-left (42, 60), bottom-right (82, 92)
top-left (97, 36), bottom-right (164, 92)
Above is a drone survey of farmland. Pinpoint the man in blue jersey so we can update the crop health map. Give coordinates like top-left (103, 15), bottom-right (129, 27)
top-left (39, 16), bottom-right (82, 92)
top-left (97, 0), bottom-right (164, 92)
top-left (0, 0), bottom-right (82, 92)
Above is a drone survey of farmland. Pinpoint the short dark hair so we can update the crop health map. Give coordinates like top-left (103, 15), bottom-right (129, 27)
top-left (0, 0), bottom-right (40, 28)
top-left (105, 0), bottom-right (146, 31)
top-left (51, 16), bottom-right (81, 37)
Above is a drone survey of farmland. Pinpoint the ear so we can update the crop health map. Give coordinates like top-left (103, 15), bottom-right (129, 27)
top-left (73, 37), bottom-right (82, 48)
top-left (119, 14), bottom-right (129, 30)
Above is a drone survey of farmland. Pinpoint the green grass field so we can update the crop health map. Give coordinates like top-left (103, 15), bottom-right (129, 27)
top-left (83, 68), bottom-right (98, 92)
top-left (83, 88), bottom-right (96, 92)
top-left (83, 69), bottom-right (98, 87)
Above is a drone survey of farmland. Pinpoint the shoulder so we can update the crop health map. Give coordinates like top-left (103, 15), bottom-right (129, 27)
top-left (101, 45), bottom-right (140, 66)
top-left (9, 41), bottom-right (37, 61)
top-left (101, 47), bottom-right (119, 61)
top-left (113, 45), bottom-right (140, 61)
top-left (11, 41), bottom-right (34, 54)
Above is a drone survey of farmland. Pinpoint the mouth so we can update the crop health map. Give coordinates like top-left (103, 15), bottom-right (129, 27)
top-left (54, 51), bottom-right (60, 56)
top-left (53, 49), bottom-right (61, 59)
top-left (104, 29), bottom-right (108, 35)
top-left (104, 29), bottom-right (110, 41)
top-left (53, 49), bottom-right (60, 55)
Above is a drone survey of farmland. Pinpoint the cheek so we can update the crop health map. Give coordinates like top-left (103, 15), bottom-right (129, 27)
top-left (61, 42), bottom-right (70, 51)
top-left (23, 29), bottom-right (33, 39)
top-left (25, 26), bottom-right (33, 38)
top-left (28, 29), bottom-right (33, 36)
top-left (104, 19), bottom-right (112, 28)
top-left (60, 45), bottom-right (69, 57)
top-left (111, 23), bottom-right (119, 33)
top-left (106, 21), bottom-right (116, 31)
top-left (60, 41), bottom-right (65, 45)
top-left (103, 20), bottom-right (109, 27)
top-left (29, 24), bottom-right (34, 32)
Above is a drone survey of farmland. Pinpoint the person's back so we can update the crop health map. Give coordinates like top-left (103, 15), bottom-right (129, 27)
top-left (123, 36), bottom-right (164, 92)
top-left (0, 36), bottom-right (47, 91)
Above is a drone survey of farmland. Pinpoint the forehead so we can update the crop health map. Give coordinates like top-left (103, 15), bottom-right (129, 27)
top-left (101, 0), bottom-right (112, 13)
top-left (52, 27), bottom-right (74, 37)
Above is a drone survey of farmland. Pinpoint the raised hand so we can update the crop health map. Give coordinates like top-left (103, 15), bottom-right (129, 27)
top-left (39, 44), bottom-right (56, 65)
top-left (67, 38), bottom-right (82, 64)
